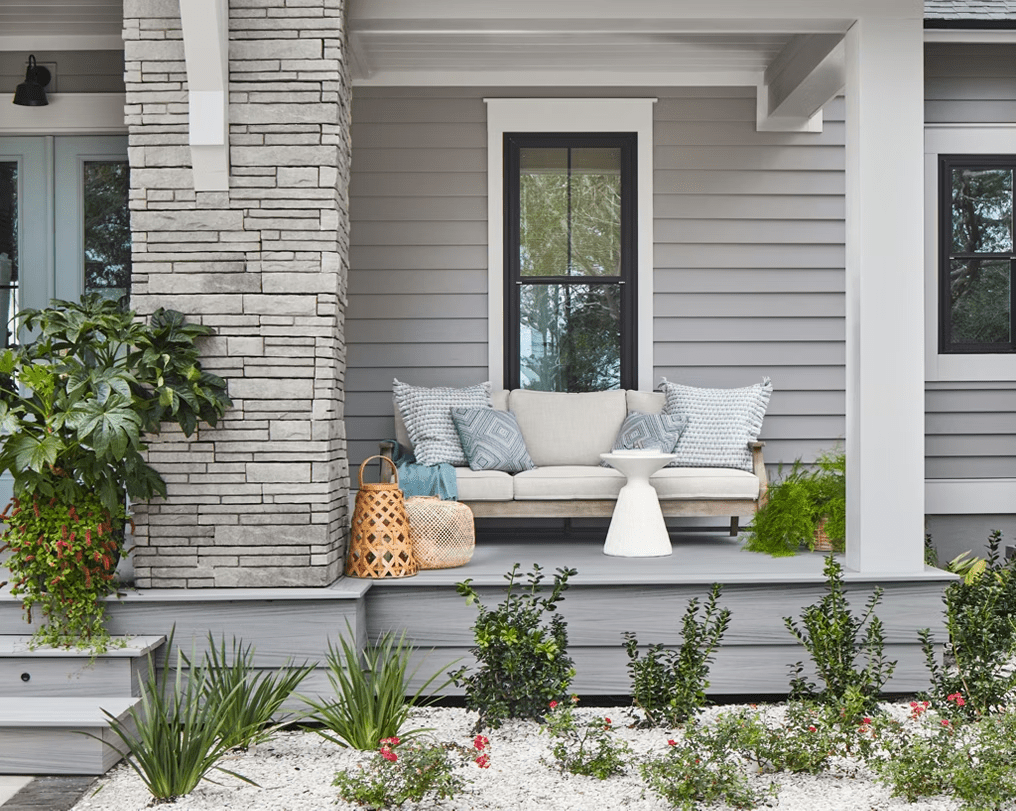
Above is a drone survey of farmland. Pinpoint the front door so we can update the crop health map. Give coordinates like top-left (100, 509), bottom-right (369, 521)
top-left (0, 135), bottom-right (130, 506)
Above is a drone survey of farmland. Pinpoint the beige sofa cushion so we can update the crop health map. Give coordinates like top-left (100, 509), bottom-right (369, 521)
top-left (511, 465), bottom-right (759, 501)
top-left (456, 468), bottom-right (514, 501)
top-left (513, 466), bottom-right (624, 499)
top-left (509, 390), bottom-right (627, 466)
top-left (626, 390), bottom-right (665, 414)
top-left (394, 389), bottom-right (509, 453)
top-left (651, 467), bottom-right (760, 500)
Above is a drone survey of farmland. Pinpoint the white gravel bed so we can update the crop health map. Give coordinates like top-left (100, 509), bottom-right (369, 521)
top-left (70, 704), bottom-right (969, 811)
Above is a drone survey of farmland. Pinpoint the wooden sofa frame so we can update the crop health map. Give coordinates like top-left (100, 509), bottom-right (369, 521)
top-left (378, 441), bottom-right (768, 537)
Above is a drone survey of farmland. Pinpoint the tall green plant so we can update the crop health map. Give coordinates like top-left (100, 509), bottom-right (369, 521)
top-left (302, 628), bottom-right (449, 750)
top-left (785, 554), bottom-right (897, 715)
top-left (623, 583), bottom-right (731, 726)
top-left (452, 563), bottom-right (577, 730)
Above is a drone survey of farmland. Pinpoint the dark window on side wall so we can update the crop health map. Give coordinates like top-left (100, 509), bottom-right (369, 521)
top-left (941, 155), bottom-right (1016, 353)
top-left (504, 133), bottom-right (636, 391)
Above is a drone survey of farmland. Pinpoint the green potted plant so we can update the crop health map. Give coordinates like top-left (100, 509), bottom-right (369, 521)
top-left (0, 295), bottom-right (231, 650)
top-left (743, 448), bottom-right (845, 557)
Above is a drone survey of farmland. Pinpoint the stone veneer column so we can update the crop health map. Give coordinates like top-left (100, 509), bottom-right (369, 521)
top-left (123, 0), bottom-right (351, 587)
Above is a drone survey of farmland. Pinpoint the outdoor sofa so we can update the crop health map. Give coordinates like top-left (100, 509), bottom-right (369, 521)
top-left (381, 385), bottom-right (769, 536)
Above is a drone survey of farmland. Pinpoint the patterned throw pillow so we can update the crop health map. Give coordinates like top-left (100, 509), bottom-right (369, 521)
top-left (393, 379), bottom-right (492, 466)
top-left (451, 407), bottom-right (535, 473)
top-left (601, 411), bottom-right (688, 467)
top-left (661, 377), bottom-right (772, 472)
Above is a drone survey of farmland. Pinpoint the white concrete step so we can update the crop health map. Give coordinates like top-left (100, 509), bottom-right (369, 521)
top-left (0, 635), bottom-right (164, 698)
top-left (0, 697), bottom-right (139, 775)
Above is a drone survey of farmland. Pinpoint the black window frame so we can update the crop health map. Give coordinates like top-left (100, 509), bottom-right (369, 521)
top-left (503, 132), bottom-right (637, 391)
top-left (939, 154), bottom-right (1016, 354)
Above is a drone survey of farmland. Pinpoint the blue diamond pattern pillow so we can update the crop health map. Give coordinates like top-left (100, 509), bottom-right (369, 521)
top-left (601, 411), bottom-right (689, 467)
top-left (451, 407), bottom-right (535, 473)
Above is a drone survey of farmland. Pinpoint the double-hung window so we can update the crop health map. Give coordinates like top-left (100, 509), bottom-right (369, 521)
top-left (940, 155), bottom-right (1016, 354)
top-left (504, 133), bottom-right (636, 391)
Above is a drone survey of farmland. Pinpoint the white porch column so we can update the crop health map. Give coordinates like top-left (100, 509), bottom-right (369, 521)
top-left (844, 14), bottom-right (925, 574)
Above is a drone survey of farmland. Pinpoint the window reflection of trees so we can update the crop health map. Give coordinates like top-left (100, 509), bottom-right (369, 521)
top-left (1, 162), bottom-right (18, 349)
top-left (518, 153), bottom-right (623, 391)
top-left (83, 162), bottom-right (131, 307)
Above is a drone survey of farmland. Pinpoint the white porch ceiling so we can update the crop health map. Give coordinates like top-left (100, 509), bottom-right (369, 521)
top-left (0, 0), bottom-right (124, 50)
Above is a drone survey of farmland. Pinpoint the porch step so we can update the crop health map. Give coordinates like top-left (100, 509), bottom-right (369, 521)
top-left (0, 697), bottom-right (139, 775)
top-left (0, 635), bottom-right (164, 697)
top-left (0, 635), bottom-right (164, 775)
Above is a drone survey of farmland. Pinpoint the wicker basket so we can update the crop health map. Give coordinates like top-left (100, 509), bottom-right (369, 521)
top-left (346, 455), bottom-right (417, 578)
top-left (405, 496), bottom-right (475, 569)
top-left (813, 517), bottom-right (833, 552)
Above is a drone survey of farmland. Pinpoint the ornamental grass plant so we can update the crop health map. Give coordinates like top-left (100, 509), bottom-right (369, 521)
top-left (302, 626), bottom-right (451, 750)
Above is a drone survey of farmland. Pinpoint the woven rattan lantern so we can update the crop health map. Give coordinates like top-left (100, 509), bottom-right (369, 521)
top-left (346, 455), bottom-right (417, 578)
top-left (405, 496), bottom-right (475, 569)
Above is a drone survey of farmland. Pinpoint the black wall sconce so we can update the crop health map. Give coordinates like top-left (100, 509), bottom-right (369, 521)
top-left (13, 55), bottom-right (51, 107)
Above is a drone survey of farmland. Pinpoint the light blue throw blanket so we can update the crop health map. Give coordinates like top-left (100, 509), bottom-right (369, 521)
top-left (390, 441), bottom-right (458, 501)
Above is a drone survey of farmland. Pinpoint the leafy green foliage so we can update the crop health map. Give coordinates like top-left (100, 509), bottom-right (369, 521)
top-left (920, 530), bottom-right (1016, 717)
top-left (193, 634), bottom-right (314, 751)
top-left (871, 702), bottom-right (1016, 811)
top-left (785, 555), bottom-right (897, 715)
top-left (542, 696), bottom-right (630, 780)
top-left (744, 449), bottom-right (845, 557)
top-left (0, 296), bottom-right (230, 648)
top-left (452, 563), bottom-right (577, 730)
top-left (333, 735), bottom-right (489, 809)
top-left (89, 633), bottom-right (256, 802)
top-left (623, 583), bottom-right (731, 726)
top-left (0, 493), bottom-right (125, 651)
top-left (0, 295), bottom-right (231, 514)
top-left (302, 628), bottom-right (448, 750)
top-left (640, 722), bottom-right (771, 811)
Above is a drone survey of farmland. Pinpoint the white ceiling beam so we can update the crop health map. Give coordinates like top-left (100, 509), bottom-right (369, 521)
top-left (179, 0), bottom-right (229, 192)
top-left (757, 34), bottom-right (844, 132)
top-left (353, 69), bottom-right (762, 88)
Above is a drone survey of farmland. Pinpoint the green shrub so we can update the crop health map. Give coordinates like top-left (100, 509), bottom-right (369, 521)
top-left (303, 627), bottom-right (448, 750)
top-left (542, 696), bottom-right (630, 780)
top-left (89, 633), bottom-right (255, 801)
top-left (640, 721), bottom-right (771, 811)
top-left (920, 530), bottom-right (1016, 717)
top-left (872, 704), bottom-right (1016, 811)
top-left (623, 583), bottom-right (731, 727)
top-left (194, 634), bottom-right (314, 751)
top-left (333, 735), bottom-right (490, 809)
top-left (452, 563), bottom-right (577, 730)
top-left (785, 554), bottom-right (896, 715)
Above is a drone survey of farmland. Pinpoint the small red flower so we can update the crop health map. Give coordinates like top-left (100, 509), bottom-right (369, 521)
top-left (380, 749), bottom-right (397, 763)
top-left (604, 717), bottom-right (611, 725)
top-left (863, 717), bottom-right (872, 725)
top-left (549, 701), bottom-right (557, 709)
top-left (808, 725), bottom-right (817, 732)
top-left (667, 739), bottom-right (676, 746)
top-left (474, 754), bottom-right (490, 769)
top-left (473, 735), bottom-right (489, 751)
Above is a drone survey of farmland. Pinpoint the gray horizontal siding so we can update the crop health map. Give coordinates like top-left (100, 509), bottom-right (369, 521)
top-left (347, 86), bottom-right (846, 479)
top-left (924, 44), bottom-right (1016, 481)
top-left (0, 50), bottom-right (125, 94)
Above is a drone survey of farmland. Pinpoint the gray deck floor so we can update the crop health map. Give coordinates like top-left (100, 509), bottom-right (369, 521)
top-left (366, 529), bottom-right (951, 588)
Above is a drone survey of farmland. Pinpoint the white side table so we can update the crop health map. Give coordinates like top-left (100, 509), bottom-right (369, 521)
top-left (600, 450), bottom-right (676, 557)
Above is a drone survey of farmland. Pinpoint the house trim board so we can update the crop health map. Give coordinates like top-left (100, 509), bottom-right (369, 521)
top-left (926, 478), bottom-right (1016, 515)
top-left (484, 97), bottom-right (656, 390)
top-left (0, 94), bottom-right (127, 135)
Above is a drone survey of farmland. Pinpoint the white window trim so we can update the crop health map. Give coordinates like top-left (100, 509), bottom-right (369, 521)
top-left (484, 98), bottom-right (656, 390)
top-left (925, 124), bottom-right (1016, 382)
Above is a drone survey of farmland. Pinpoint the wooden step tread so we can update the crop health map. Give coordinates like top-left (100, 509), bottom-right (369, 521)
top-left (0, 697), bottom-right (140, 727)
top-left (0, 636), bottom-right (165, 658)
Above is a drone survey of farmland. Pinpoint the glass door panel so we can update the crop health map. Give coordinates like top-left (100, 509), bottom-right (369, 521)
top-left (0, 161), bottom-right (17, 349)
